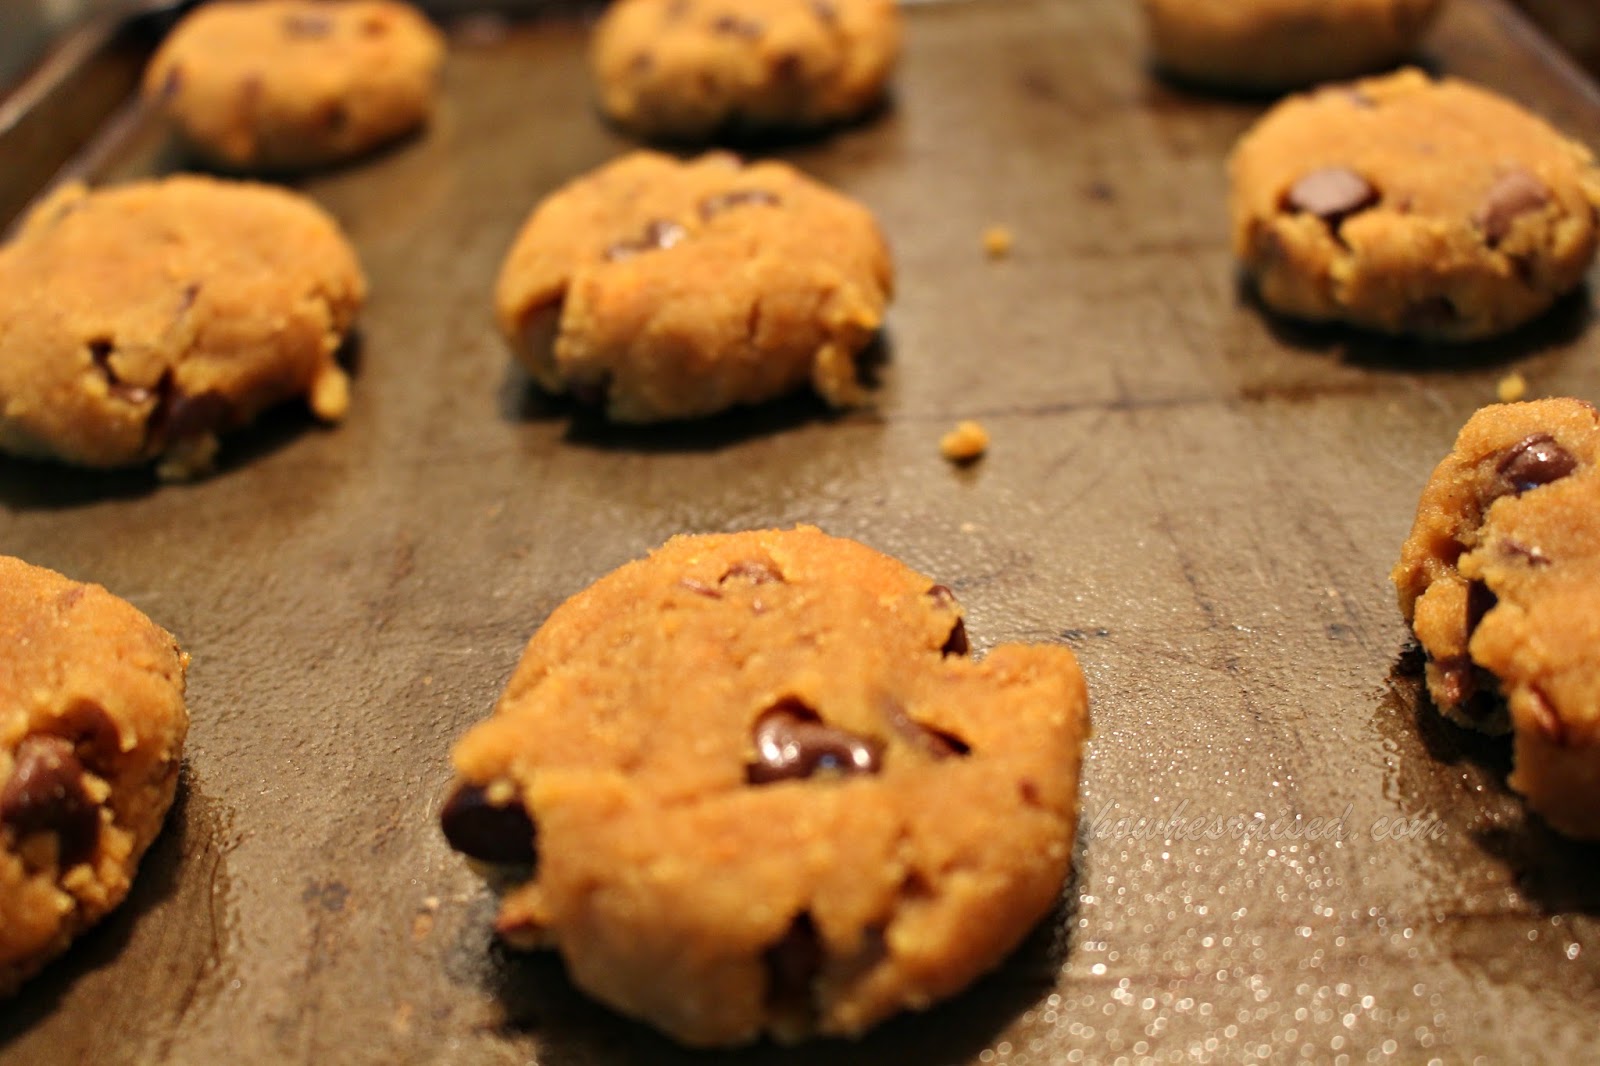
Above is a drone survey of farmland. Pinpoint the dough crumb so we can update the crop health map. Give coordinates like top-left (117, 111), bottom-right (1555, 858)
top-left (982, 225), bottom-right (1013, 259)
top-left (1497, 372), bottom-right (1528, 403)
top-left (940, 420), bottom-right (989, 463)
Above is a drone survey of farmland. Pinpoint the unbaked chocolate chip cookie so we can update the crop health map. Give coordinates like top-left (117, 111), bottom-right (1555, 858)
top-left (1144, 0), bottom-right (1442, 92)
top-left (1394, 398), bottom-right (1600, 839)
top-left (440, 526), bottom-right (1090, 1046)
top-left (0, 175), bottom-right (366, 479)
top-left (143, 0), bottom-right (444, 170)
top-left (1231, 70), bottom-right (1600, 340)
top-left (591, 0), bottom-right (900, 142)
top-left (494, 151), bottom-right (892, 422)
top-left (1, 556), bottom-right (189, 995)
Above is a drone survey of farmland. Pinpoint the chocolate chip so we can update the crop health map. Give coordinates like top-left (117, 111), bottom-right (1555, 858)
top-left (1475, 170), bottom-right (1550, 247)
top-left (721, 561), bottom-right (781, 585)
top-left (88, 339), bottom-right (154, 405)
top-left (926, 586), bottom-right (969, 656)
top-left (699, 189), bottom-right (780, 220)
top-left (880, 694), bottom-right (970, 759)
top-left (1285, 167), bottom-right (1377, 229)
top-left (439, 782), bottom-right (537, 865)
top-left (764, 913), bottom-right (822, 1018)
top-left (2, 736), bottom-right (99, 868)
top-left (1466, 580), bottom-right (1496, 636)
top-left (283, 12), bottom-right (334, 37)
top-left (603, 219), bottom-right (687, 262)
top-left (153, 389), bottom-right (232, 444)
top-left (1497, 433), bottom-right (1577, 494)
top-left (711, 14), bottom-right (763, 38)
top-left (747, 702), bottom-right (883, 784)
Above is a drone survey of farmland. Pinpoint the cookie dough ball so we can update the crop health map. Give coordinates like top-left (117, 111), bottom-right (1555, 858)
top-left (440, 526), bottom-right (1090, 1046)
top-left (1394, 399), bottom-right (1600, 840)
top-left (494, 151), bottom-right (893, 422)
top-left (1, 556), bottom-right (189, 995)
top-left (1230, 70), bottom-right (1600, 340)
top-left (143, 0), bottom-right (445, 171)
top-left (591, 0), bottom-right (900, 142)
top-left (0, 176), bottom-right (366, 479)
top-left (1143, 0), bottom-right (1443, 92)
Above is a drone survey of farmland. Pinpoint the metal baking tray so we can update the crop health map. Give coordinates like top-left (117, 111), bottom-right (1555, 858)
top-left (3, 0), bottom-right (1600, 1061)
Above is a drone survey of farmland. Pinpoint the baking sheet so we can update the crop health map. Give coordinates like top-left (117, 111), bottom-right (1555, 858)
top-left (3, 0), bottom-right (1600, 1062)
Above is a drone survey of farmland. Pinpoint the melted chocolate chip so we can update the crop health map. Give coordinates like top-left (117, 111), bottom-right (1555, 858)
top-left (439, 782), bottom-right (537, 865)
top-left (1, 736), bottom-right (99, 868)
top-left (283, 12), bottom-right (334, 37)
top-left (699, 189), bottom-right (780, 220)
top-left (1285, 167), bottom-right (1377, 229)
top-left (1475, 170), bottom-right (1550, 247)
top-left (1497, 433), bottom-right (1577, 495)
top-left (603, 219), bottom-right (687, 263)
top-left (764, 913), bottom-right (822, 1017)
top-left (747, 703), bottom-right (882, 784)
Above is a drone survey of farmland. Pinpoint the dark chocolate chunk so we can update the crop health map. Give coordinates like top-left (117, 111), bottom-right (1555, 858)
top-left (439, 782), bottom-right (537, 865)
top-left (1475, 170), bottom-right (1550, 247)
top-left (764, 912), bottom-right (823, 1015)
top-left (747, 702), bottom-right (882, 784)
top-left (603, 219), bottom-right (688, 262)
top-left (1285, 167), bottom-right (1377, 229)
top-left (1, 736), bottom-right (100, 868)
top-left (1497, 433), bottom-right (1578, 495)
top-left (699, 189), bottom-right (780, 220)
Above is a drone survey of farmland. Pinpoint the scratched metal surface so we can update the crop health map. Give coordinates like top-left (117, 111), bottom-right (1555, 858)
top-left (2, 0), bottom-right (1599, 1062)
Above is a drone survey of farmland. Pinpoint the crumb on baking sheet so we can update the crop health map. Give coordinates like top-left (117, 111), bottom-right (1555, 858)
top-left (1497, 371), bottom-right (1528, 403)
top-left (940, 420), bottom-right (989, 463)
top-left (982, 225), bottom-right (1013, 259)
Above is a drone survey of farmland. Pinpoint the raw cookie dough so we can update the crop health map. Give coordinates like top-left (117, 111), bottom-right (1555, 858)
top-left (1143, 0), bottom-right (1443, 92)
top-left (440, 526), bottom-right (1090, 1046)
top-left (1231, 70), bottom-right (1600, 340)
top-left (0, 175), bottom-right (366, 479)
top-left (1394, 398), bottom-right (1600, 839)
top-left (143, 0), bottom-right (445, 170)
top-left (591, 0), bottom-right (900, 142)
top-left (494, 150), bottom-right (892, 422)
top-left (1, 556), bottom-right (189, 995)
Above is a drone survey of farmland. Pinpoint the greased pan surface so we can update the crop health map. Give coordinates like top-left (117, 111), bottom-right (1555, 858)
top-left (2, 1), bottom-right (1600, 1062)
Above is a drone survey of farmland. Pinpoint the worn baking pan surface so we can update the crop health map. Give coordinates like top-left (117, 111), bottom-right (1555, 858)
top-left (3, 0), bottom-right (1600, 1061)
